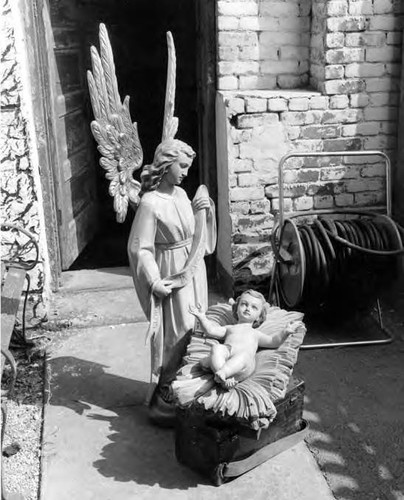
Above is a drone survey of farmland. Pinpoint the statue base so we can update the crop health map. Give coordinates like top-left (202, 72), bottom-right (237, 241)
top-left (175, 377), bottom-right (307, 485)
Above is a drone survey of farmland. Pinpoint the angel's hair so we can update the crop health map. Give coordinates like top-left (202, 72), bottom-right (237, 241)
top-left (232, 289), bottom-right (267, 328)
top-left (140, 139), bottom-right (196, 194)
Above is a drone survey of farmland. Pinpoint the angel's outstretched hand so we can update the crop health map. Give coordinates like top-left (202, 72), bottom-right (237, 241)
top-left (285, 320), bottom-right (301, 334)
top-left (189, 304), bottom-right (205, 319)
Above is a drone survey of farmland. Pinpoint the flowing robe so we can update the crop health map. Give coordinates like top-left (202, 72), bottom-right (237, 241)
top-left (127, 186), bottom-right (216, 395)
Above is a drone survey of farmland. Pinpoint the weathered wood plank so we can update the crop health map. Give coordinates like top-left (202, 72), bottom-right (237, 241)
top-left (1, 267), bottom-right (26, 374)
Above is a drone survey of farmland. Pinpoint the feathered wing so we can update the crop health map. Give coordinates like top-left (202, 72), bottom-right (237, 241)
top-left (161, 31), bottom-right (179, 141)
top-left (87, 23), bottom-right (143, 223)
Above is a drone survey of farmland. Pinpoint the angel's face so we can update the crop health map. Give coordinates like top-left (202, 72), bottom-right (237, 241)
top-left (164, 153), bottom-right (192, 186)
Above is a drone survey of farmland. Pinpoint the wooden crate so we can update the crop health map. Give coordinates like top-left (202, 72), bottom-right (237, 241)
top-left (175, 377), bottom-right (306, 485)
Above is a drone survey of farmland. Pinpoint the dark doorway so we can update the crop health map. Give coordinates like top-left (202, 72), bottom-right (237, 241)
top-left (50, 0), bottom-right (200, 270)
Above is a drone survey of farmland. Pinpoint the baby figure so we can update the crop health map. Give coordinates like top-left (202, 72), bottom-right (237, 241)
top-left (189, 290), bottom-right (298, 389)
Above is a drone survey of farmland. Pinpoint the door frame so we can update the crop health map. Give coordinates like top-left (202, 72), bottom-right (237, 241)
top-left (19, 0), bottom-right (62, 290)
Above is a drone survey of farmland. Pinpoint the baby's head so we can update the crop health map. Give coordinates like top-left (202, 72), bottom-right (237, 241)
top-left (232, 289), bottom-right (267, 328)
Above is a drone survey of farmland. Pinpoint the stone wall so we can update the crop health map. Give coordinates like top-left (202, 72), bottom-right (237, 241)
top-left (216, 0), bottom-right (403, 293)
top-left (1, 0), bottom-right (49, 321)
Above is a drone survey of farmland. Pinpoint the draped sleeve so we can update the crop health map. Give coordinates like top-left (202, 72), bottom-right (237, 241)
top-left (205, 198), bottom-right (217, 256)
top-left (127, 199), bottom-right (161, 316)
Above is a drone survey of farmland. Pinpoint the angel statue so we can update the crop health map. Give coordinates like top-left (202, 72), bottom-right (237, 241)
top-left (87, 24), bottom-right (217, 425)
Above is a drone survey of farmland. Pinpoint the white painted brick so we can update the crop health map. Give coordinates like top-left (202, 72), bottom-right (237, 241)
top-left (288, 98), bottom-right (310, 111)
top-left (230, 187), bottom-right (264, 202)
top-left (259, 1), bottom-right (299, 17)
top-left (366, 47), bottom-right (401, 63)
top-left (217, 16), bottom-right (240, 31)
top-left (219, 45), bottom-right (239, 61)
top-left (324, 79), bottom-right (366, 95)
top-left (218, 31), bottom-right (258, 47)
top-left (267, 98), bottom-right (288, 112)
top-left (293, 196), bottom-right (314, 211)
top-left (278, 74), bottom-right (309, 89)
top-left (230, 128), bottom-right (252, 145)
top-left (322, 108), bottom-right (363, 124)
top-left (219, 61), bottom-right (260, 76)
top-left (279, 16), bottom-right (310, 32)
top-left (380, 121), bottom-right (398, 135)
top-left (320, 166), bottom-right (359, 181)
top-left (325, 65), bottom-right (345, 79)
top-left (245, 97), bottom-right (267, 113)
top-left (239, 16), bottom-right (260, 31)
top-left (330, 95), bottom-right (349, 109)
top-left (350, 93), bottom-right (369, 108)
top-left (345, 62), bottom-right (386, 78)
top-left (364, 135), bottom-right (397, 150)
top-left (385, 63), bottom-right (401, 76)
top-left (217, 1), bottom-right (258, 16)
top-left (364, 106), bottom-right (398, 121)
top-left (238, 173), bottom-right (259, 187)
top-left (280, 46), bottom-right (309, 61)
top-left (327, 1), bottom-right (348, 16)
top-left (369, 92), bottom-right (399, 107)
top-left (386, 31), bottom-right (402, 45)
top-left (231, 158), bottom-right (253, 173)
top-left (239, 75), bottom-right (277, 90)
top-left (342, 122), bottom-right (380, 136)
top-left (218, 76), bottom-right (239, 90)
top-left (373, 0), bottom-right (395, 15)
top-left (260, 31), bottom-right (298, 47)
top-left (327, 16), bottom-right (369, 32)
top-left (229, 174), bottom-right (238, 188)
top-left (314, 195), bottom-right (334, 209)
top-left (369, 15), bottom-right (399, 31)
top-left (237, 113), bottom-right (279, 129)
top-left (286, 127), bottom-right (301, 140)
top-left (326, 48), bottom-right (365, 64)
top-left (226, 97), bottom-right (245, 115)
top-left (366, 77), bottom-right (400, 92)
top-left (349, 0), bottom-right (373, 15)
top-left (260, 60), bottom-right (299, 74)
top-left (345, 32), bottom-right (386, 47)
top-left (326, 33), bottom-right (345, 48)
top-left (309, 96), bottom-right (329, 110)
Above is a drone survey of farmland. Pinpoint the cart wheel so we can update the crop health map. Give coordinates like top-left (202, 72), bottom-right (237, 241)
top-left (212, 463), bottom-right (226, 486)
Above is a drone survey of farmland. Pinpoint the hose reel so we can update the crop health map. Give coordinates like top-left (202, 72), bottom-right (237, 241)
top-left (269, 151), bottom-right (403, 348)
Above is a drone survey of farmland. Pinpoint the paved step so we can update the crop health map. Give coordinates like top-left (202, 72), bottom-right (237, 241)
top-left (49, 267), bottom-right (228, 329)
top-left (41, 323), bottom-right (335, 500)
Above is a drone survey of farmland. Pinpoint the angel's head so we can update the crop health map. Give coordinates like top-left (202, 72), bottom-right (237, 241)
top-left (232, 290), bottom-right (267, 328)
top-left (140, 139), bottom-right (196, 194)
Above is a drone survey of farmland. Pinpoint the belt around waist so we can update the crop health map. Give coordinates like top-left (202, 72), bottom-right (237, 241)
top-left (155, 237), bottom-right (192, 251)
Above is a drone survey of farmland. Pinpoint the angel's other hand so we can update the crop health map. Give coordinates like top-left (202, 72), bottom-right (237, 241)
top-left (192, 194), bottom-right (210, 212)
top-left (285, 320), bottom-right (300, 333)
top-left (152, 279), bottom-right (173, 299)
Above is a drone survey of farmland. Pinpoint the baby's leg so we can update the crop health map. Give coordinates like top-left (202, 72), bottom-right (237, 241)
top-left (210, 343), bottom-right (231, 373)
top-left (215, 354), bottom-right (254, 389)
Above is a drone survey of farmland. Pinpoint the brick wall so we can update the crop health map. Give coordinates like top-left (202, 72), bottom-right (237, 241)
top-left (216, 0), bottom-right (403, 293)
top-left (1, 0), bottom-right (49, 321)
top-left (217, 0), bottom-right (312, 90)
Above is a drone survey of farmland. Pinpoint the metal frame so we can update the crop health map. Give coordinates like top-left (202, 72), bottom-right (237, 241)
top-left (271, 150), bottom-right (395, 349)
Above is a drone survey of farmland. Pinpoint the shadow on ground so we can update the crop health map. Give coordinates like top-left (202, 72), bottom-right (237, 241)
top-left (294, 288), bottom-right (404, 500)
top-left (48, 356), bottom-right (203, 489)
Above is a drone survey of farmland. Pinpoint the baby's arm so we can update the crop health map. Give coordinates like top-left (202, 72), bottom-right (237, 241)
top-left (189, 306), bottom-right (227, 339)
top-left (257, 321), bottom-right (300, 349)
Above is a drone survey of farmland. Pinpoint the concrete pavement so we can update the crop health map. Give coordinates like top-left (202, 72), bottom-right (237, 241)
top-left (40, 267), bottom-right (335, 500)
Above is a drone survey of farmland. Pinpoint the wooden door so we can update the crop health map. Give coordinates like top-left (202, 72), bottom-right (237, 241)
top-left (195, 0), bottom-right (217, 203)
top-left (42, 0), bottom-right (98, 269)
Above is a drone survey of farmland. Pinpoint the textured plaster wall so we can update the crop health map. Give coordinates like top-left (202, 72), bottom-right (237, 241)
top-left (216, 0), bottom-right (403, 292)
top-left (1, 0), bottom-right (50, 321)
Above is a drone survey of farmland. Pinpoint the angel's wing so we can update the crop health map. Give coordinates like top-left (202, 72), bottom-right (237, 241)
top-left (87, 23), bottom-right (143, 223)
top-left (161, 32), bottom-right (179, 141)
